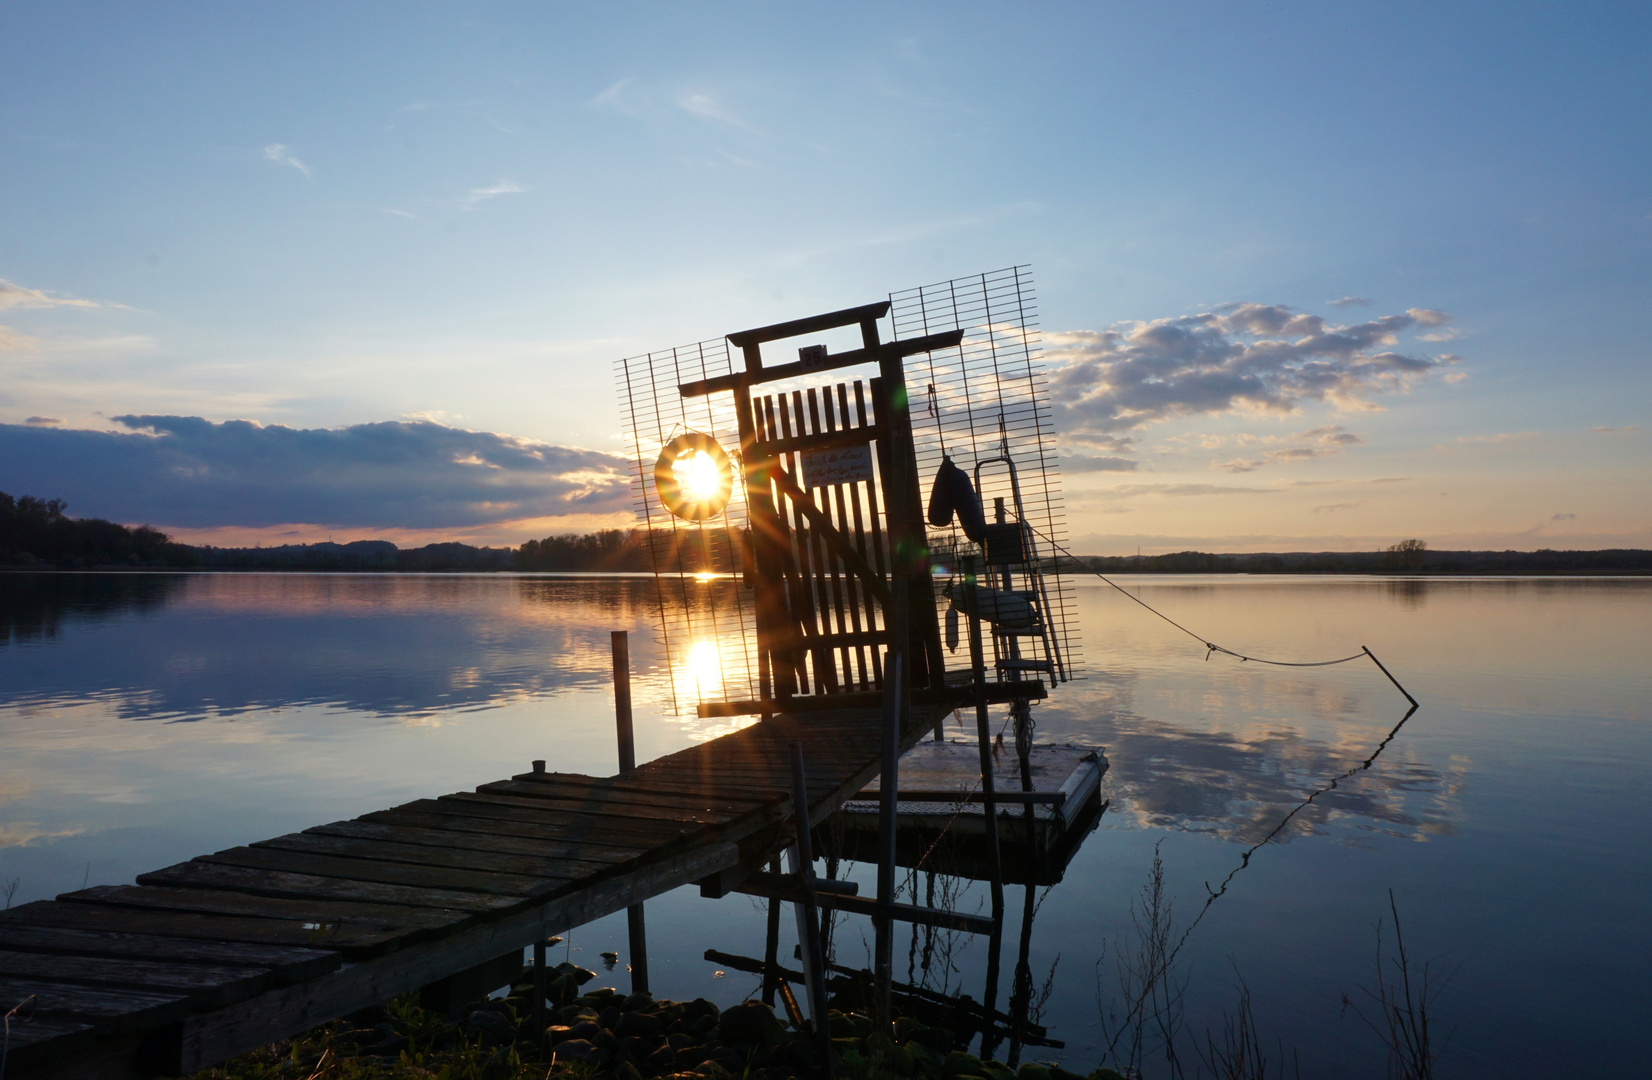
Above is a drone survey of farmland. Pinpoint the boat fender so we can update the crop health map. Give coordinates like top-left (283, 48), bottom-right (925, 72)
top-left (926, 457), bottom-right (988, 542)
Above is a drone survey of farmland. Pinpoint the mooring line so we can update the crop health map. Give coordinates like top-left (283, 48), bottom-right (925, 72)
top-left (1020, 524), bottom-right (1419, 704)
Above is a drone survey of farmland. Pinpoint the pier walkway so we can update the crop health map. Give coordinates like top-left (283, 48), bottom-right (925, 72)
top-left (0, 704), bottom-right (945, 1079)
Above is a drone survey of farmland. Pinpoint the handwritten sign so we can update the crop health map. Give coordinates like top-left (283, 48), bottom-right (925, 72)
top-left (801, 443), bottom-right (874, 488)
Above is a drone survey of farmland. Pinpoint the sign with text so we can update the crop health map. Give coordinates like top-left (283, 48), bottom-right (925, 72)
top-left (801, 442), bottom-right (874, 488)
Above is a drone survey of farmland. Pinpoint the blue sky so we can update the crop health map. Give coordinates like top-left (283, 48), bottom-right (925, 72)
top-left (2, 1), bottom-right (1648, 551)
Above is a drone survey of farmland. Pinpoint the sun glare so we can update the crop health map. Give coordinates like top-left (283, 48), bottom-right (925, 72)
top-left (685, 639), bottom-right (722, 695)
top-left (673, 450), bottom-right (723, 503)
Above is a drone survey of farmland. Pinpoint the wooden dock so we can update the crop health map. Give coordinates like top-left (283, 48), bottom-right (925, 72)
top-left (0, 704), bottom-right (945, 1079)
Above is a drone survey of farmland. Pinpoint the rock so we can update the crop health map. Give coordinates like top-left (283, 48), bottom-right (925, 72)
top-left (618, 1010), bottom-right (665, 1039)
top-left (544, 1024), bottom-right (574, 1046)
top-left (1018, 1065), bottom-right (1052, 1080)
top-left (909, 1026), bottom-right (954, 1054)
top-left (944, 1051), bottom-right (986, 1078)
top-left (1049, 1068), bottom-right (1087, 1080)
top-left (570, 1019), bottom-right (604, 1041)
top-left (555, 1038), bottom-right (610, 1066)
top-left (683, 998), bottom-right (721, 1021)
top-left (624, 991), bottom-right (653, 1012)
top-left (645, 1044), bottom-right (677, 1072)
top-left (463, 1009), bottom-right (517, 1047)
top-left (693, 1062), bottom-right (734, 1080)
top-left (718, 1001), bottom-right (775, 1046)
top-left (615, 1062), bottom-right (645, 1080)
top-left (1090, 1071), bottom-right (1128, 1080)
top-left (600, 1005), bottom-right (624, 1030)
top-left (668, 1032), bottom-right (698, 1051)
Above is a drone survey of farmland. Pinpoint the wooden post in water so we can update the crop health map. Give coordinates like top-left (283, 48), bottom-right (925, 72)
top-left (612, 630), bottom-right (649, 995)
top-left (874, 649), bottom-right (905, 1027)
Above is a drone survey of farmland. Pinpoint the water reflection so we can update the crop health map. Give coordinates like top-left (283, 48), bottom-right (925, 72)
top-left (0, 572), bottom-right (665, 720)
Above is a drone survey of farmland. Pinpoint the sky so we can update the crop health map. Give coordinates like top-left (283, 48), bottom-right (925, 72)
top-left (2, 1), bottom-right (1648, 553)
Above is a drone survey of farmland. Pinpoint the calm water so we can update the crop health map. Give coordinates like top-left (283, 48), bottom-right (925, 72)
top-left (1, 571), bottom-right (1648, 1076)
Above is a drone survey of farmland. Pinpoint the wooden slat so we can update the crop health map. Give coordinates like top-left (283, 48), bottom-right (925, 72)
top-left (0, 977), bottom-right (192, 1030)
top-left (0, 1014), bottom-right (97, 1057)
top-left (307, 818), bottom-right (644, 865)
top-left (192, 845), bottom-right (561, 898)
top-left (469, 782), bottom-right (748, 823)
top-left (505, 771), bottom-right (783, 806)
top-left (5, 899), bottom-right (426, 956)
top-left (430, 792), bottom-right (718, 831)
top-left (492, 775), bottom-right (771, 814)
top-left (411, 797), bottom-right (708, 842)
top-left (136, 861), bottom-right (520, 913)
top-left (0, 950), bottom-right (271, 1011)
top-left (60, 885), bottom-right (463, 930)
top-left (0, 925), bottom-right (339, 983)
top-left (257, 832), bottom-right (616, 880)
top-left (360, 807), bottom-right (671, 854)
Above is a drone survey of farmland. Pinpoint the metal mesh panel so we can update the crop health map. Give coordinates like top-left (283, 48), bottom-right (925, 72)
top-left (889, 266), bottom-right (1081, 680)
top-left (614, 340), bottom-right (759, 712)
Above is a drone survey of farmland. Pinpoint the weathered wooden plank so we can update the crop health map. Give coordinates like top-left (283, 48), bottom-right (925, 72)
top-left (305, 819), bottom-right (643, 866)
top-left (361, 807), bottom-right (672, 853)
top-left (60, 885), bottom-right (463, 931)
top-left (191, 845), bottom-right (562, 898)
top-left (445, 789), bottom-right (735, 826)
top-left (0, 950), bottom-right (271, 1011)
top-left (136, 862), bottom-right (518, 913)
top-left (390, 799), bottom-right (701, 844)
top-left (177, 840), bottom-right (743, 1072)
top-left (8, 899), bottom-right (421, 957)
top-left (507, 770), bottom-right (786, 802)
top-left (257, 831), bottom-right (616, 881)
top-left (484, 777), bottom-right (770, 815)
top-left (0, 924), bottom-right (339, 983)
top-left (0, 977), bottom-right (192, 1030)
top-left (0, 1015), bottom-right (97, 1062)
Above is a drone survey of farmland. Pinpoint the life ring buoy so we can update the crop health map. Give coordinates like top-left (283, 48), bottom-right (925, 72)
top-left (654, 432), bottom-right (735, 521)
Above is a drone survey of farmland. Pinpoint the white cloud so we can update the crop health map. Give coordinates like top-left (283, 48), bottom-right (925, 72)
top-left (1327, 296), bottom-right (1373, 308)
top-left (263, 143), bottom-right (311, 179)
top-left (1215, 424), bottom-right (1364, 473)
top-left (459, 180), bottom-right (526, 210)
top-left (674, 90), bottom-right (763, 133)
top-left (0, 325), bottom-right (36, 351)
top-left (0, 279), bottom-right (116, 311)
top-left (1044, 303), bottom-right (1458, 437)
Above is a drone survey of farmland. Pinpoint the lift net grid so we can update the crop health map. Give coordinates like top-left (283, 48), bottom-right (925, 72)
top-left (615, 339), bottom-right (760, 714)
top-left (890, 265), bottom-right (1081, 681)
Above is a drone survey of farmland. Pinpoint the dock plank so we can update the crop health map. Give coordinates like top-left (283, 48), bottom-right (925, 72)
top-left (304, 819), bottom-right (646, 866)
top-left (0, 925), bottom-right (339, 983)
top-left (257, 831), bottom-right (618, 880)
top-left (394, 798), bottom-right (702, 842)
top-left (7, 899), bottom-right (420, 956)
top-left (60, 885), bottom-right (465, 931)
top-left (0, 977), bottom-right (192, 1030)
top-left (191, 845), bottom-right (563, 897)
top-left (362, 807), bottom-right (674, 853)
top-left (445, 789), bottom-right (737, 825)
top-left (136, 861), bottom-right (520, 913)
top-left (0, 950), bottom-right (272, 1011)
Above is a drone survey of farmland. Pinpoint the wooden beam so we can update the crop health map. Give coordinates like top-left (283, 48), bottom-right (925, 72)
top-left (681, 330), bottom-right (965, 398)
top-left (848, 789), bottom-right (1066, 805)
top-left (696, 680), bottom-right (1048, 717)
top-left (725, 302), bottom-right (891, 348)
top-left (174, 841), bottom-right (740, 1072)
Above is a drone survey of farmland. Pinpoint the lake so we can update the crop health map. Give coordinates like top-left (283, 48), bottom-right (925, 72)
top-left (1, 571), bottom-right (1648, 1077)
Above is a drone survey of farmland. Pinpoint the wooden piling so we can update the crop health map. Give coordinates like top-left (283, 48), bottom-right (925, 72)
top-left (612, 631), bottom-right (648, 995)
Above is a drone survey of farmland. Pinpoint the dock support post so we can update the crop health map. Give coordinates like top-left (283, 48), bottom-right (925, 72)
top-left (612, 630), bottom-right (649, 995)
top-left (874, 650), bottom-right (905, 1028)
top-left (788, 742), bottom-right (834, 1069)
top-left (964, 556), bottom-right (1007, 1059)
top-left (762, 855), bottom-right (783, 1007)
top-left (533, 937), bottom-right (548, 1038)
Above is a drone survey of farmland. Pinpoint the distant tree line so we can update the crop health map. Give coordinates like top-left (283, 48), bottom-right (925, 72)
top-left (1064, 540), bottom-right (1652, 575)
top-left (0, 491), bottom-right (197, 568)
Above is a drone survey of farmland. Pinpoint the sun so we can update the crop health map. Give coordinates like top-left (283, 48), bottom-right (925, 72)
top-left (673, 450), bottom-right (724, 504)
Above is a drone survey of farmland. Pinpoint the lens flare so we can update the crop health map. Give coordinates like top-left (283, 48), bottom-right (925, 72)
top-left (685, 639), bottom-right (722, 695)
top-left (674, 450), bottom-right (723, 504)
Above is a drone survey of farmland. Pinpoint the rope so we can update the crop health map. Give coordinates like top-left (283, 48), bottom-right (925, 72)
top-left (1022, 523), bottom-right (1419, 704)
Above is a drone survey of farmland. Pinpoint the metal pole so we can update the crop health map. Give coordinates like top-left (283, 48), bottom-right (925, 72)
top-left (874, 650), bottom-right (905, 1027)
top-left (787, 742), bottom-right (834, 1068)
top-left (964, 556), bottom-right (1006, 1058)
top-left (762, 856), bottom-right (783, 1007)
top-left (612, 631), bottom-right (648, 994)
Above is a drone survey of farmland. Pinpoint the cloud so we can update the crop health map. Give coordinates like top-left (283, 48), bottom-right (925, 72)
top-left (1044, 303), bottom-right (1457, 437)
top-left (0, 279), bottom-right (116, 311)
top-left (0, 416), bottom-right (633, 530)
top-left (1312, 502), bottom-right (1360, 514)
top-left (674, 90), bottom-right (761, 132)
top-left (1327, 296), bottom-right (1373, 308)
top-left (1214, 425), bottom-right (1364, 473)
top-left (1551, 512), bottom-right (1577, 522)
top-left (1062, 454), bottom-right (1139, 473)
top-left (0, 325), bottom-right (36, 351)
top-left (589, 78), bottom-right (641, 114)
top-left (262, 143), bottom-right (311, 179)
top-left (459, 180), bottom-right (526, 210)
top-left (1592, 425), bottom-right (1638, 433)
top-left (23, 416), bottom-right (61, 426)
top-left (1078, 482), bottom-right (1279, 501)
